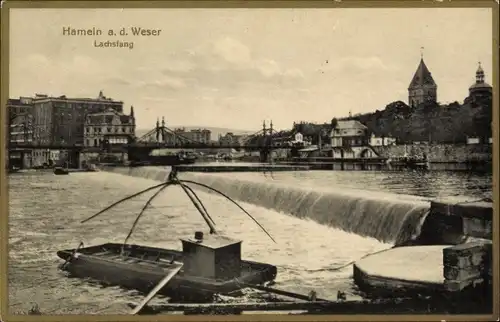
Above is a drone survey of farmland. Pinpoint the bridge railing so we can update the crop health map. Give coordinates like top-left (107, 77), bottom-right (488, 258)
top-left (7, 142), bottom-right (286, 150)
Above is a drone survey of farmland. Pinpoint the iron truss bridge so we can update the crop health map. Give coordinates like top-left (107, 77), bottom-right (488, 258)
top-left (6, 142), bottom-right (284, 151)
top-left (7, 120), bottom-right (294, 151)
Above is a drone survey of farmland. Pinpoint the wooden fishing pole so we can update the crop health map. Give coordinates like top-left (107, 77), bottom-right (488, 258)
top-left (180, 183), bottom-right (216, 227)
top-left (178, 181), bottom-right (217, 234)
top-left (180, 179), bottom-right (276, 243)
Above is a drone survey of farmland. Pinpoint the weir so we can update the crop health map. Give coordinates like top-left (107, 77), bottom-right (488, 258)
top-left (103, 166), bottom-right (431, 246)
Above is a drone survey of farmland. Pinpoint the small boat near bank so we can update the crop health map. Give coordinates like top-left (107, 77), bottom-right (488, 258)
top-left (56, 167), bottom-right (278, 306)
top-left (53, 167), bottom-right (69, 175)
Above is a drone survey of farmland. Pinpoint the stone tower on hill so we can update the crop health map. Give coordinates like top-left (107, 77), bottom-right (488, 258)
top-left (408, 56), bottom-right (437, 108)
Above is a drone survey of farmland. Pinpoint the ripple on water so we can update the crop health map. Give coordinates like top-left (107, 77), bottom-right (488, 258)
top-left (8, 169), bottom-right (491, 314)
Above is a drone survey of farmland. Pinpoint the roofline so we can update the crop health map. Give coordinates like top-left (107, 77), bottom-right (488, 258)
top-left (180, 238), bottom-right (242, 250)
top-left (32, 97), bottom-right (124, 104)
top-left (7, 104), bottom-right (33, 107)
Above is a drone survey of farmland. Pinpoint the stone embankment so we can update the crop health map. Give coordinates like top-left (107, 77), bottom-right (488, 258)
top-left (372, 144), bottom-right (491, 163)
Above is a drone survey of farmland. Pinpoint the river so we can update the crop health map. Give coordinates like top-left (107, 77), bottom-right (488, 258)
top-left (7, 168), bottom-right (492, 314)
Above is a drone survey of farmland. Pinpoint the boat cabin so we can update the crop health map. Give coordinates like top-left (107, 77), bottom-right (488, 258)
top-left (181, 232), bottom-right (242, 281)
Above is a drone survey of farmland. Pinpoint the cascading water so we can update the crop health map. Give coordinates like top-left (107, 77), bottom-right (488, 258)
top-left (105, 166), bottom-right (431, 246)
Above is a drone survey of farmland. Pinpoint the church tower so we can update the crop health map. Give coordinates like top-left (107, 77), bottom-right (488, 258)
top-left (408, 54), bottom-right (437, 108)
top-left (468, 62), bottom-right (492, 101)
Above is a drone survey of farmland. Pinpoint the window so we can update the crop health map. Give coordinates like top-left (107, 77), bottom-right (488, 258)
top-left (107, 127), bottom-right (111, 133)
top-left (94, 139), bottom-right (98, 146)
top-left (86, 128), bottom-right (90, 133)
top-left (122, 127), bottom-right (126, 133)
top-left (115, 128), bottom-right (118, 133)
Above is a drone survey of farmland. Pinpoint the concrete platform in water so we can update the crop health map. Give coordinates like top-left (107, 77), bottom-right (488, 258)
top-left (353, 246), bottom-right (447, 296)
top-left (354, 198), bottom-right (493, 299)
top-left (174, 163), bottom-right (310, 173)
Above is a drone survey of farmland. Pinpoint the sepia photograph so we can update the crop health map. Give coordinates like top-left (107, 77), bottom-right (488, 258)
top-left (1, 1), bottom-right (497, 319)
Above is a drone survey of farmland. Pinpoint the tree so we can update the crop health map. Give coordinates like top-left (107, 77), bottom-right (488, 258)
top-left (330, 117), bottom-right (338, 129)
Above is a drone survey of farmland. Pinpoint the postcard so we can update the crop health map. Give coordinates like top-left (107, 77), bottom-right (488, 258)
top-left (1, 2), bottom-right (497, 320)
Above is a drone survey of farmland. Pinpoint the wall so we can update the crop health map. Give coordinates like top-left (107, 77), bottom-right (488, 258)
top-left (370, 136), bottom-right (397, 147)
top-left (372, 144), bottom-right (492, 163)
top-left (442, 241), bottom-right (492, 292)
top-left (407, 199), bottom-right (492, 247)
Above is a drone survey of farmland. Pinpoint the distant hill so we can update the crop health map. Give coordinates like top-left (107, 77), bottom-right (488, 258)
top-left (134, 126), bottom-right (256, 141)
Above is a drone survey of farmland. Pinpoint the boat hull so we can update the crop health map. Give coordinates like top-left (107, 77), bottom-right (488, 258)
top-left (53, 167), bottom-right (69, 175)
top-left (57, 243), bottom-right (277, 301)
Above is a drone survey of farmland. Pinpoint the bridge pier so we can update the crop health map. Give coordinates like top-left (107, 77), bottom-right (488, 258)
top-left (259, 149), bottom-right (270, 163)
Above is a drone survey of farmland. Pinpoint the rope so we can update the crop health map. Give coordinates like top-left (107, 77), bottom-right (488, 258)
top-left (308, 247), bottom-right (394, 273)
top-left (180, 179), bottom-right (276, 243)
top-left (81, 182), bottom-right (168, 223)
top-left (122, 183), bottom-right (173, 250)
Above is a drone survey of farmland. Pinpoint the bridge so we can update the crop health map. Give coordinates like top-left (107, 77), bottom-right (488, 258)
top-left (7, 119), bottom-right (295, 167)
top-left (7, 119), bottom-right (289, 151)
top-left (8, 142), bottom-right (280, 150)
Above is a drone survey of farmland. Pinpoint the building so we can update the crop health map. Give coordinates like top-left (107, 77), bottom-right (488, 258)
top-left (330, 120), bottom-right (370, 148)
top-left (369, 133), bottom-right (397, 147)
top-left (77, 106), bottom-right (135, 166)
top-left (8, 112), bottom-right (33, 144)
top-left (83, 106), bottom-right (136, 148)
top-left (329, 120), bottom-right (378, 159)
top-left (218, 132), bottom-right (245, 146)
top-left (151, 118), bottom-right (212, 145)
top-left (7, 97), bottom-right (34, 142)
top-left (25, 91), bottom-right (125, 165)
top-left (466, 136), bottom-right (481, 145)
top-left (30, 91), bottom-right (124, 147)
top-left (7, 97), bottom-right (33, 115)
top-left (174, 128), bottom-right (212, 144)
top-left (6, 98), bottom-right (35, 168)
top-left (467, 62), bottom-right (492, 103)
top-left (8, 113), bottom-right (35, 168)
top-left (408, 57), bottom-right (437, 107)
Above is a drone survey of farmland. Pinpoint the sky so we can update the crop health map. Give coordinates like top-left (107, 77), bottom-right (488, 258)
top-left (9, 8), bottom-right (493, 131)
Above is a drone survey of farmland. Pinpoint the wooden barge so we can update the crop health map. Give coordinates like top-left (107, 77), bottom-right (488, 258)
top-left (57, 236), bottom-right (277, 301)
top-left (56, 167), bottom-right (282, 313)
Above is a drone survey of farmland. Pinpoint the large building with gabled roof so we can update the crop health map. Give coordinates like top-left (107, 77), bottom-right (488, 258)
top-left (408, 56), bottom-right (437, 108)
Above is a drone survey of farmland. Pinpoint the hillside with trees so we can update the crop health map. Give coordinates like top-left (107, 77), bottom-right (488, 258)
top-left (247, 94), bottom-right (492, 146)
top-left (343, 95), bottom-right (492, 144)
